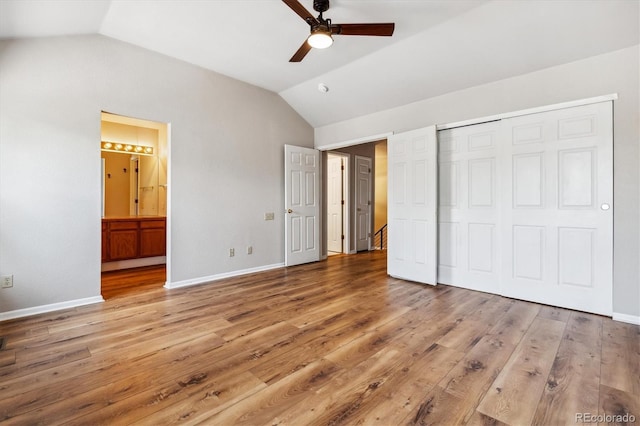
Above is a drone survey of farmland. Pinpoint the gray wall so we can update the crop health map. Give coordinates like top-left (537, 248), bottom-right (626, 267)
top-left (0, 35), bottom-right (313, 314)
top-left (315, 45), bottom-right (640, 318)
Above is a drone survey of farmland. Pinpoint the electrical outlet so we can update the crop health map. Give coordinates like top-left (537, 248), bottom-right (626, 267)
top-left (264, 212), bottom-right (275, 221)
top-left (247, 246), bottom-right (253, 255)
top-left (229, 248), bottom-right (235, 257)
top-left (1, 275), bottom-right (13, 288)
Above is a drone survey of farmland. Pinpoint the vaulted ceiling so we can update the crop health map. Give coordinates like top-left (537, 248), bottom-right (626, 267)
top-left (1, 0), bottom-right (638, 127)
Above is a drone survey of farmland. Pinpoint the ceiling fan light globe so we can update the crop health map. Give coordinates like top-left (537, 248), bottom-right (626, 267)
top-left (308, 32), bottom-right (333, 49)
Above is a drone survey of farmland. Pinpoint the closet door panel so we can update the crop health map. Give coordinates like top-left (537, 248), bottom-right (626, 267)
top-left (437, 121), bottom-right (501, 293)
top-left (388, 126), bottom-right (438, 285)
top-left (436, 101), bottom-right (612, 316)
top-left (501, 102), bottom-right (613, 315)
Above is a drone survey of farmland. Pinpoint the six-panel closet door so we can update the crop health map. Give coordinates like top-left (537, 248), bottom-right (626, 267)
top-left (437, 120), bottom-right (503, 294)
top-left (500, 102), bottom-right (613, 315)
top-left (388, 126), bottom-right (438, 285)
top-left (436, 101), bottom-right (613, 315)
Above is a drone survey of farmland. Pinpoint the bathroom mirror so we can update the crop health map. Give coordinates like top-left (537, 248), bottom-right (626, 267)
top-left (101, 113), bottom-right (167, 217)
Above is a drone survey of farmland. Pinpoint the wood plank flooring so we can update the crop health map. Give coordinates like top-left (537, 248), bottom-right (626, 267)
top-left (101, 265), bottom-right (166, 300)
top-left (1, 251), bottom-right (638, 425)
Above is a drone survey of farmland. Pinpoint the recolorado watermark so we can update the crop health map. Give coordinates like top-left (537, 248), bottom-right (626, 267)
top-left (576, 412), bottom-right (636, 423)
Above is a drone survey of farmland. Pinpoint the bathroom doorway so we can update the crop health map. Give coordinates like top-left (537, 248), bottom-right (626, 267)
top-left (100, 112), bottom-right (169, 299)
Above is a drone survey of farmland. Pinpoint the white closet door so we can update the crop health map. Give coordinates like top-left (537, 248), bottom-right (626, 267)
top-left (437, 121), bottom-right (502, 294)
top-left (388, 126), bottom-right (438, 285)
top-left (501, 102), bottom-right (613, 315)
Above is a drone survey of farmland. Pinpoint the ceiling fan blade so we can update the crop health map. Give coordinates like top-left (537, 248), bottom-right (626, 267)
top-left (289, 41), bottom-right (313, 62)
top-left (282, 0), bottom-right (319, 25)
top-left (331, 23), bottom-right (395, 36)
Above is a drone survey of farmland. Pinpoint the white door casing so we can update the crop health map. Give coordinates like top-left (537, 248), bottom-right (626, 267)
top-left (355, 156), bottom-right (372, 251)
top-left (500, 101), bottom-right (613, 315)
top-left (437, 120), bottom-right (502, 294)
top-left (388, 126), bottom-right (438, 285)
top-left (101, 158), bottom-right (105, 217)
top-left (284, 145), bottom-right (320, 266)
top-left (327, 153), bottom-right (344, 253)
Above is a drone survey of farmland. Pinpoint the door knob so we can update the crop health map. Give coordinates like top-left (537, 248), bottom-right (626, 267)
top-left (287, 209), bottom-right (293, 213)
top-left (601, 203), bottom-right (611, 211)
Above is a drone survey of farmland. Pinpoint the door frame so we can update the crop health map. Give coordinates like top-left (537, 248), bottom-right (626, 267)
top-left (100, 112), bottom-right (171, 285)
top-left (319, 135), bottom-right (393, 258)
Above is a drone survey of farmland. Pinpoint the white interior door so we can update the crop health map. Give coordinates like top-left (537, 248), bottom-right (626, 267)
top-left (500, 101), bottom-right (613, 315)
top-left (327, 154), bottom-right (344, 253)
top-left (285, 145), bottom-right (320, 266)
top-left (388, 126), bottom-right (438, 285)
top-left (437, 121), bottom-right (502, 294)
top-left (355, 156), bottom-right (372, 251)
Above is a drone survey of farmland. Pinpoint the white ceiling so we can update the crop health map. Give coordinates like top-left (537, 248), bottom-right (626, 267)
top-left (1, 0), bottom-right (638, 128)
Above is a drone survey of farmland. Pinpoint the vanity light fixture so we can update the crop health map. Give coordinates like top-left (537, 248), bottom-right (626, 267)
top-left (101, 141), bottom-right (154, 156)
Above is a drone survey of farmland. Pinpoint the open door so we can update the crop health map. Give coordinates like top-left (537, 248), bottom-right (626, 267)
top-left (327, 153), bottom-right (344, 254)
top-left (387, 126), bottom-right (438, 285)
top-left (284, 145), bottom-right (320, 266)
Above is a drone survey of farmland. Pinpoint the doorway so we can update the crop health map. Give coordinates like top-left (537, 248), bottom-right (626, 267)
top-left (100, 112), bottom-right (169, 299)
top-left (324, 140), bottom-right (387, 257)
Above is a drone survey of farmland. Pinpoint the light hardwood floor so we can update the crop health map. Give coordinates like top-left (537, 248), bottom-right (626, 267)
top-left (101, 265), bottom-right (167, 300)
top-left (1, 251), bottom-right (638, 425)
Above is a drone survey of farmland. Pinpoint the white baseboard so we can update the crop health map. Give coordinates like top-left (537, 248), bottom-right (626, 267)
top-left (0, 296), bottom-right (104, 322)
top-left (165, 263), bottom-right (285, 289)
top-left (612, 312), bottom-right (640, 325)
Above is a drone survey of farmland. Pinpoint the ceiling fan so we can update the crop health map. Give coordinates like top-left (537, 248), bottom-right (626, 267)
top-left (283, 0), bottom-right (395, 62)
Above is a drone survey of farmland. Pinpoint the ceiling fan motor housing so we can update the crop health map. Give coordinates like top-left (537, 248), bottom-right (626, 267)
top-left (313, 0), bottom-right (330, 13)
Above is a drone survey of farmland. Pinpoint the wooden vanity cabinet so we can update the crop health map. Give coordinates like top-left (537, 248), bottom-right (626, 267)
top-left (102, 217), bottom-right (166, 262)
top-left (139, 220), bottom-right (166, 257)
